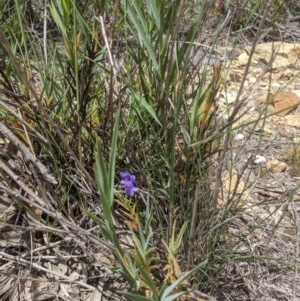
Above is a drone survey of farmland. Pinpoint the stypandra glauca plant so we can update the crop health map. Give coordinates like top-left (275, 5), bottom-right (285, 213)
top-left (1, 0), bottom-right (210, 298)
top-left (119, 0), bottom-right (226, 283)
top-left (92, 108), bottom-right (207, 300)
top-left (1, 0), bottom-right (290, 300)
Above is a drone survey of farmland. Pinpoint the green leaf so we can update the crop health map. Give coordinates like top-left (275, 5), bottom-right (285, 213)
top-left (189, 75), bottom-right (206, 134)
top-left (160, 260), bottom-right (207, 299)
top-left (131, 90), bottom-right (161, 126)
top-left (94, 108), bottom-right (120, 229)
top-left (61, 0), bottom-right (70, 28)
top-left (130, 1), bottom-right (148, 36)
top-left (162, 291), bottom-right (186, 301)
top-left (95, 141), bottom-right (112, 226)
top-left (114, 249), bottom-right (138, 285)
top-left (172, 221), bottom-right (188, 254)
top-left (126, 2), bottom-right (159, 69)
top-left (49, 1), bottom-right (67, 37)
top-left (73, 2), bottom-right (91, 39)
top-left (146, 0), bottom-right (160, 30)
top-left (84, 209), bottom-right (115, 242)
top-left (118, 291), bottom-right (155, 301)
top-left (108, 108), bottom-right (121, 205)
top-left (136, 260), bottom-right (159, 299)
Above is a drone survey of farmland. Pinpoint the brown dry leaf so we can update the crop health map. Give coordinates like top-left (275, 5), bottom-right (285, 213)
top-left (0, 196), bottom-right (17, 228)
top-left (47, 262), bottom-right (69, 280)
top-left (95, 252), bottom-right (114, 265)
top-left (163, 256), bottom-right (184, 284)
top-left (0, 271), bottom-right (15, 296)
top-left (272, 91), bottom-right (300, 116)
top-left (266, 159), bottom-right (288, 173)
top-left (0, 227), bottom-right (24, 248)
top-left (288, 47), bottom-right (300, 65)
top-left (269, 205), bottom-right (283, 225)
top-left (21, 278), bottom-right (54, 301)
top-left (255, 91), bottom-right (300, 116)
top-left (254, 92), bottom-right (273, 106)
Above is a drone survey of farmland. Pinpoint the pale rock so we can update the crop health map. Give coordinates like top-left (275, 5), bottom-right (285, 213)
top-left (224, 91), bottom-right (237, 104)
top-left (266, 159), bottom-right (288, 173)
top-left (234, 133), bottom-right (245, 141)
top-left (248, 76), bottom-right (256, 83)
top-left (218, 170), bottom-right (252, 206)
top-left (294, 90), bottom-right (300, 98)
top-left (262, 123), bottom-right (274, 135)
top-left (254, 155), bottom-right (266, 164)
top-left (239, 42), bottom-right (300, 69)
top-left (237, 52), bottom-right (249, 66)
top-left (285, 115), bottom-right (300, 128)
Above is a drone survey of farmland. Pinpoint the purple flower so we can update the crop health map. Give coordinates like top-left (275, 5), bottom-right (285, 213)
top-left (120, 171), bottom-right (136, 183)
top-left (120, 171), bottom-right (138, 197)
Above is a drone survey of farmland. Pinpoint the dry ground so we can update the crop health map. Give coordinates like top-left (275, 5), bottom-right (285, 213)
top-left (213, 41), bottom-right (300, 300)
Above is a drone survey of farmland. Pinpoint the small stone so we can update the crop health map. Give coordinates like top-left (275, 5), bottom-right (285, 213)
top-left (224, 91), bottom-right (237, 104)
top-left (237, 52), bottom-right (249, 66)
top-left (234, 133), bottom-right (244, 141)
top-left (254, 155), bottom-right (266, 164)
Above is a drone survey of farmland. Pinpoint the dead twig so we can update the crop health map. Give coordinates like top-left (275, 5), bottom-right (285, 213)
top-left (0, 251), bottom-right (95, 291)
top-left (0, 122), bottom-right (57, 185)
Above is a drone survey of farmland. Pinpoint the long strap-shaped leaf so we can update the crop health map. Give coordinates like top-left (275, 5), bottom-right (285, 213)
top-left (95, 108), bottom-right (120, 230)
top-left (125, 0), bottom-right (159, 70)
top-left (160, 259), bottom-right (207, 300)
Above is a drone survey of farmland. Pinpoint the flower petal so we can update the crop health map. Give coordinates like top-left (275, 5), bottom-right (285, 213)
top-left (120, 171), bottom-right (137, 196)
top-left (120, 171), bottom-right (131, 180)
